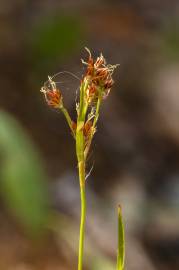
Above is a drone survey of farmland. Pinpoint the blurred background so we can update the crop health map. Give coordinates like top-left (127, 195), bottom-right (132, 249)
top-left (0, 0), bottom-right (179, 269)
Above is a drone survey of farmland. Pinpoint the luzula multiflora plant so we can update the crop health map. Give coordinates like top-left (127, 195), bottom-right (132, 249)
top-left (41, 48), bottom-right (125, 270)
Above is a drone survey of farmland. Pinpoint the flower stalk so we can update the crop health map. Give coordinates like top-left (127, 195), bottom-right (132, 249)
top-left (77, 161), bottom-right (86, 270)
top-left (60, 106), bottom-right (76, 138)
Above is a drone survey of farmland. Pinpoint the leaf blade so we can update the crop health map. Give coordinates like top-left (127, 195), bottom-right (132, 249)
top-left (117, 205), bottom-right (125, 270)
top-left (0, 111), bottom-right (50, 235)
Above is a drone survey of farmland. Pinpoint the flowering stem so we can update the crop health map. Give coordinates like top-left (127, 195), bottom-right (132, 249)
top-left (41, 49), bottom-right (120, 270)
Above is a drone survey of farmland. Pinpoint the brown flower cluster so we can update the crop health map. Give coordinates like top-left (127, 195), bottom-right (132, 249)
top-left (41, 77), bottom-right (62, 109)
top-left (82, 48), bottom-right (118, 103)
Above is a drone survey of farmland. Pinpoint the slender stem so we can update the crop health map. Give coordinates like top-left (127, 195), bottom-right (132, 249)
top-left (60, 106), bottom-right (75, 138)
top-left (78, 78), bottom-right (89, 120)
top-left (78, 161), bottom-right (86, 270)
top-left (76, 78), bottom-right (89, 270)
top-left (92, 93), bottom-right (102, 129)
top-left (84, 93), bottom-right (102, 160)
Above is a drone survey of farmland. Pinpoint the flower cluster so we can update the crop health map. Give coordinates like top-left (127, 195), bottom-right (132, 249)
top-left (82, 48), bottom-right (118, 103)
top-left (40, 76), bottom-right (62, 109)
top-left (40, 49), bottom-right (118, 143)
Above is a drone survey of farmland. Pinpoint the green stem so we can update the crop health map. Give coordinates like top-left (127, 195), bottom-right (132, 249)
top-left (60, 106), bottom-right (75, 138)
top-left (76, 78), bottom-right (89, 270)
top-left (92, 93), bottom-right (102, 129)
top-left (84, 92), bottom-right (102, 160)
top-left (77, 161), bottom-right (86, 270)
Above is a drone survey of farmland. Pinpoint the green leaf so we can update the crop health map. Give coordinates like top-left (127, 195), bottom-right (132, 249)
top-left (0, 111), bottom-right (50, 235)
top-left (117, 206), bottom-right (125, 270)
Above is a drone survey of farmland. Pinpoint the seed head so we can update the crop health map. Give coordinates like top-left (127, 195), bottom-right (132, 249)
top-left (82, 48), bottom-right (118, 102)
top-left (40, 77), bottom-right (63, 108)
